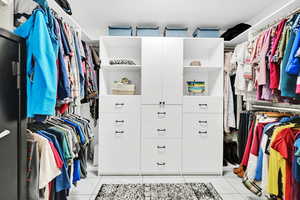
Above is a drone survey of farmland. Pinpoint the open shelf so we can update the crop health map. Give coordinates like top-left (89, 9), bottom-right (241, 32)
top-left (102, 65), bottom-right (142, 71)
top-left (184, 66), bottom-right (222, 72)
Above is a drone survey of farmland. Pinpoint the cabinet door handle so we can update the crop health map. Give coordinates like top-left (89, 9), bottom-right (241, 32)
top-left (198, 131), bottom-right (208, 135)
top-left (115, 131), bottom-right (124, 134)
top-left (157, 112), bottom-right (166, 115)
top-left (115, 103), bottom-right (125, 108)
top-left (0, 130), bottom-right (10, 140)
top-left (157, 145), bottom-right (166, 149)
top-left (198, 104), bottom-right (208, 109)
top-left (156, 162), bottom-right (166, 166)
top-left (157, 128), bottom-right (166, 132)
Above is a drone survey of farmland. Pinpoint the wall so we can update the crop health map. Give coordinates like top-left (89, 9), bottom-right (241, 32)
top-left (0, 0), bottom-right (13, 30)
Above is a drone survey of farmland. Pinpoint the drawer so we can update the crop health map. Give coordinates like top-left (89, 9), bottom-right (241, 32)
top-left (99, 113), bottom-right (140, 174)
top-left (183, 96), bottom-right (222, 113)
top-left (141, 139), bottom-right (181, 174)
top-left (183, 113), bottom-right (222, 138)
top-left (142, 105), bottom-right (182, 138)
top-left (100, 95), bottom-right (140, 113)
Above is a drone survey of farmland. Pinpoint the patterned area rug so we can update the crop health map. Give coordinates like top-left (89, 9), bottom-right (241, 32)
top-left (95, 183), bottom-right (223, 200)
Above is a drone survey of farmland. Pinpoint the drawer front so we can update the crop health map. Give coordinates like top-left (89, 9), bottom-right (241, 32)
top-left (182, 114), bottom-right (223, 174)
top-left (99, 113), bottom-right (140, 174)
top-left (183, 114), bottom-right (222, 138)
top-left (141, 139), bottom-right (181, 174)
top-left (142, 105), bottom-right (182, 138)
top-left (100, 95), bottom-right (140, 113)
top-left (183, 96), bottom-right (222, 113)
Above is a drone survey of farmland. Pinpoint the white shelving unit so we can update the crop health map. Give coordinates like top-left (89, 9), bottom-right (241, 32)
top-left (99, 36), bottom-right (224, 175)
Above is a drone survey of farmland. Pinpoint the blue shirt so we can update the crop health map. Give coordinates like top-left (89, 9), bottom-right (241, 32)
top-left (62, 119), bottom-right (86, 144)
top-left (14, 9), bottom-right (58, 117)
top-left (293, 138), bottom-right (300, 182)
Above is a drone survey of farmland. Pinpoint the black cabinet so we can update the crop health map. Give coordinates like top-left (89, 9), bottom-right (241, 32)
top-left (0, 28), bottom-right (26, 200)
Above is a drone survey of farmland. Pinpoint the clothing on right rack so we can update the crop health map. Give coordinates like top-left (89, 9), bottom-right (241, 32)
top-left (231, 12), bottom-right (300, 103)
top-left (235, 111), bottom-right (300, 200)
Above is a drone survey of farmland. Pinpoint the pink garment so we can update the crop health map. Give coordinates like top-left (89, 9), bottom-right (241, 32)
top-left (269, 19), bottom-right (287, 89)
top-left (256, 29), bottom-right (272, 86)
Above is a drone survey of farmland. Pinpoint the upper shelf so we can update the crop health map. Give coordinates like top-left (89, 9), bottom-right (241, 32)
top-left (184, 66), bottom-right (222, 72)
top-left (102, 65), bottom-right (142, 71)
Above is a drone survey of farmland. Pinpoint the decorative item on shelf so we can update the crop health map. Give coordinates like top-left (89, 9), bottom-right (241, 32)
top-left (109, 59), bottom-right (136, 65)
top-left (164, 26), bottom-right (188, 37)
top-left (136, 25), bottom-right (161, 37)
top-left (112, 77), bottom-right (136, 95)
top-left (190, 60), bottom-right (202, 66)
top-left (187, 80), bottom-right (207, 96)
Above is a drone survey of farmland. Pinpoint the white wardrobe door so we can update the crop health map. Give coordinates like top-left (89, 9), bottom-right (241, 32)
top-left (142, 38), bottom-right (163, 105)
top-left (99, 113), bottom-right (140, 174)
top-left (162, 38), bottom-right (183, 105)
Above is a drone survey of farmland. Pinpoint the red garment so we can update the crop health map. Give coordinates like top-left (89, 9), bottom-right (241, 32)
top-left (250, 123), bottom-right (266, 156)
top-left (58, 103), bottom-right (69, 114)
top-left (271, 128), bottom-right (297, 200)
top-left (48, 141), bottom-right (63, 169)
top-left (241, 120), bottom-right (255, 167)
top-left (269, 19), bottom-right (287, 89)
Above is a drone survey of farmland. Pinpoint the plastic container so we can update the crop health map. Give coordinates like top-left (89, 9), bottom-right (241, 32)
top-left (108, 26), bottom-right (133, 36)
top-left (164, 27), bottom-right (188, 37)
top-left (193, 28), bottom-right (220, 38)
top-left (136, 26), bottom-right (160, 37)
top-left (186, 81), bottom-right (207, 96)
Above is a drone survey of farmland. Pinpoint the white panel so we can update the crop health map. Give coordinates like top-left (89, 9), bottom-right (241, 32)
top-left (100, 95), bottom-right (140, 113)
top-left (99, 113), bottom-right (140, 174)
top-left (183, 96), bottom-right (223, 113)
top-left (142, 37), bottom-right (163, 104)
top-left (162, 38), bottom-right (183, 105)
top-left (182, 113), bottom-right (223, 174)
top-left (141, 139), bottom-right (181, 174)
top-left (142, 105), bottom-right (182, 139)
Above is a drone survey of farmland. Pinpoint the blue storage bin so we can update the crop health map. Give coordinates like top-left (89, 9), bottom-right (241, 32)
top-left (108, 26), bottom-right (133, 36)
top-left (164, 27), bottom-right (188, 37)
top-left (193, 28), bottom-right (220, 38)
top-left (136, 26), bottom-right (160, 37)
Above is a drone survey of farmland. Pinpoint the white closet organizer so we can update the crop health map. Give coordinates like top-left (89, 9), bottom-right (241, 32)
top-left (99, 36), bottom-right (224, 175)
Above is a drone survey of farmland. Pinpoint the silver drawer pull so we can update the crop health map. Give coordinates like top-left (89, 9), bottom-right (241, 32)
top-left (115, 131), bottom-right (124, 134)
top-left (157, 145), bottom-right (166, 149)
top-left (157, 128), bottom-right (166, 132)
top-left (115, 120), bottom-right (125, 123)
top-left (198, 120), bottom-right (207, 124)
top-left (157, 112), bottom-right (166, 115)
top-left (198, 104), bottom-right (208, 109)
top-left (156, 162), bottom-right (166, 166)
top-left (115, 103), bottom-right (125, 108)
top-left (198, 131), bottom-right (208, 134)
top-left (0, 130), bottom-right (10, 139)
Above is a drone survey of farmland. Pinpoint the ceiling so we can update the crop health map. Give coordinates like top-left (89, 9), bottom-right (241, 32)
top-left (70, 0), bottom-right (291, 40)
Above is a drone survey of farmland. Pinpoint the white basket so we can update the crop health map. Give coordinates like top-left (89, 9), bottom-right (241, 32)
top-left (112, 82), bottom-right (136, 95)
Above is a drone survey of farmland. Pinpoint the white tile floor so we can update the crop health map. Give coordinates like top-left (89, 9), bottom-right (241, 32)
top-left (69, 165), bottom-right (266, 200)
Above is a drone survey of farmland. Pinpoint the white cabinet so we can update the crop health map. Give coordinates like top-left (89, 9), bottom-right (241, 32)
top-left (142, 38), bottom-right (183, 105)
top-left (99, 36), bottom-right (224, 176)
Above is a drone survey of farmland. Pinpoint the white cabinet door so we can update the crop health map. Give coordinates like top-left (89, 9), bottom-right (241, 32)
top-left (142, 38), bottom-right (163, 105)
top-left (182, 113), bottom-right (223, 174)
top-left (99, 113), bottom-right (140, 174)
top-left (162, 38), bottom-right (183, 105)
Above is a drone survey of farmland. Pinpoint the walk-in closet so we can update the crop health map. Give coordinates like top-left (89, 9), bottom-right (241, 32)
top-left (1, 0), bottom-right (300, 199)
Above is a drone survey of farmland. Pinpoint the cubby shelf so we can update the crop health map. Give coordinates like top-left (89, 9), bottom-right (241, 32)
top-left (101, 65), bottom-right (142, 71)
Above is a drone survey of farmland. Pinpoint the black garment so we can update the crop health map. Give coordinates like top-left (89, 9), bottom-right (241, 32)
top-left (55, 0), bottom-right (72, 15)
top-left (221, 23), bottom-right (251, 41)
top-left (237, 112), bottom-right (251, 162)
top-left (230, 74), bottom-right (238, 127)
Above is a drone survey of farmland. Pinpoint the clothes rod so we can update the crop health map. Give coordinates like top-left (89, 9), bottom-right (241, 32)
top-left (251, 105), bottom-right (300, 113)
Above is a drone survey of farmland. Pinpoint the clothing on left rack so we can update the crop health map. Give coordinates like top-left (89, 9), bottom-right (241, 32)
top-left (26, 114), bottom-right (93, 200)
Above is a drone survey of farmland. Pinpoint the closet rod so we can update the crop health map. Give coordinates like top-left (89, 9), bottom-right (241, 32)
top-left (252, 7), bottom-right (300, 37)
top-left (251, 105), bottom-right (300, 113)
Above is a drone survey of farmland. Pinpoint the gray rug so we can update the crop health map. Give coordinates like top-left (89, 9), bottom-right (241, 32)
top-left (95, 183), bottom-right (223, 200)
